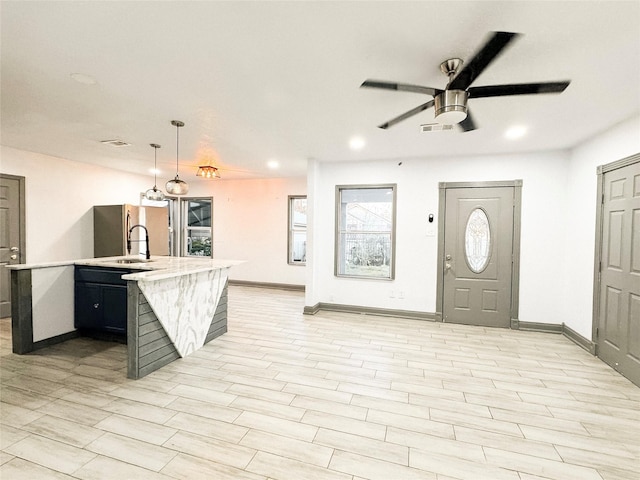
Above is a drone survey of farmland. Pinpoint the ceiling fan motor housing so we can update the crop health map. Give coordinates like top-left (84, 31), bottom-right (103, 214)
top-left (434, 90), bottom-right (469, 124)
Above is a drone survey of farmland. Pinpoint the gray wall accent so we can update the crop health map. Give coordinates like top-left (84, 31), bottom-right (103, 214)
top-left (303, 302), bottom-right (436, 321)
top-left (516, 321), bottom-right (563, 333)
top-left (10, 269), bottom-right (33, 354)
top-left (563, 323), bottom-right (596, 355)
top-left (127, 280), bottom-right (228, 379)
top-left (305, 302), bottom-right (596, 355)
top-left (514, 319), bottom-right (596, 354)
top-left (32, 331), bottom-right (80, 350)
top-left (303, 303), bottom-right (320, 315)
top-left (229, 279), bottom-right (305, 292)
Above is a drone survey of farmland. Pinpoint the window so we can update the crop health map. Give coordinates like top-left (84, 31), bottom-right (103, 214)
top-left (464, 207), bottom-right (491, 273)
top-left (335, 184), bottom-right (396, 279)
top-left (139, 194), bottom-right (212, 257)
top-left (288, 196), bottom-right (307, 265)
top-left (183, 198), bottom-right (212, 257)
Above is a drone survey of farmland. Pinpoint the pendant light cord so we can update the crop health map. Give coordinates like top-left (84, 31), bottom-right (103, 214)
top-left (175, 123), bottom-right (179, 177)
top-left (154, 147), bottom-right (158, 188)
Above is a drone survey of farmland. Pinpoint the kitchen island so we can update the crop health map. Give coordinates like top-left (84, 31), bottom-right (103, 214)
top-left (7, 256), bottom-right (242, 379)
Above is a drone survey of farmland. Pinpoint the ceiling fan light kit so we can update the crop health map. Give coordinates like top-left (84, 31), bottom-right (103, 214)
top-left (434, 89), bottom-right (468, 124)
top-left (166, 120), bottom-right (189, 195)
top-left (361, 31), bottom-right (571, 132)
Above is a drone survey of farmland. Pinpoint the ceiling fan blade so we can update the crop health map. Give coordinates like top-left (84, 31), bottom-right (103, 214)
top-left (361, 80), bottom-right (442, 97)
top-left (468, 81), bottom-right (571, 98)
top-left (378, 100), bottom-right (435, 129)
top-left (449, 31), bottom-right (521, 90)
top-left (459, 111), bottom-right (477, 132)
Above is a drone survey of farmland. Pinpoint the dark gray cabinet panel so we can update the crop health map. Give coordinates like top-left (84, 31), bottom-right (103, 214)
top-left (75, 267), bottom-right (131, 335)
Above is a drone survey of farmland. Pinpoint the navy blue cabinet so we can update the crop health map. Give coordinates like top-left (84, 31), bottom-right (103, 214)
top-left (75, 267), bottom-right (131, 335)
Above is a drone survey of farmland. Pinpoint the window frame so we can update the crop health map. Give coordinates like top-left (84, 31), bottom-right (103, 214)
top-left (334, 184), bottom-right (397, 280)
top-left (287, 195), bottom-right (307, 266)
top-left (182, 197), bottom-right (213, 258)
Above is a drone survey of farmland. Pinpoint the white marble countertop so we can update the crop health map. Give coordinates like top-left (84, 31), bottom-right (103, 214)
top-left (7, 255), bottom-right (244, 282)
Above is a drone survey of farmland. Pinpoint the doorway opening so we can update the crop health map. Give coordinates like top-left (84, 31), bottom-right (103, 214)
top-left (436, 180), bottom-right (522, 328)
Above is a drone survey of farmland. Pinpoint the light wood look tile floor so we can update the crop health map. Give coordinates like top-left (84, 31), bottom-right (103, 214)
top-left (1, 286), bottom-right (638, 479)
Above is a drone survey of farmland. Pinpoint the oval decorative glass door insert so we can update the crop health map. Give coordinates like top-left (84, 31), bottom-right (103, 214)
top-left (464, 208), bottom-right (491, 273)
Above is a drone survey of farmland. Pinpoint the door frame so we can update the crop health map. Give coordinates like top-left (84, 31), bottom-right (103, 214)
top-left (436, 180), bottom-right (522, 326)
top-left (0, 173), bottom-right (26, 320)
top-left (0, 174), bottom-right (26, 264)
top-left (592, 152), bottom-right (640, 352)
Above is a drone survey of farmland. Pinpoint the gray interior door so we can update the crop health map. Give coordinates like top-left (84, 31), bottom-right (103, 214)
top-left (443, 186), bottom-right (515, 327)
top-left (597, 160), bottom-right (640, 386)
top-left (0, 175), bottom-right (25, 318)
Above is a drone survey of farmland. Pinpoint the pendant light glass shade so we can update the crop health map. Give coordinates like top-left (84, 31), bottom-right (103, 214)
top-left (145, 143), bottom-right (166, 201)
top-left (146, 186), bottom-right (166, 201)
top-left (166, 120), bottom-right (189, 195)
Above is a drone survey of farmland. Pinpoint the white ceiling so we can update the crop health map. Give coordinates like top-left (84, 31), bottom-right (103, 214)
top-left (2, 1), bottom-right (639, 181)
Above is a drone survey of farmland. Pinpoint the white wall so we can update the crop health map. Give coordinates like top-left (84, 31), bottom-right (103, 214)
top-left (5, 114), bottom-right (638, 334)
top-left (31, 266), bottom-right (74, 341)
top-left (307, 150), bottom-right (571, 326)
top-left (1, 146), bottom-right (153, 263)
top-left (1, 145), bottom-right (307, 286)
top-left (187, 177), bottom-right (307, 286)
top-left (561, 115), bottom-right (640, 339)
top-left (307, 115), bottom-right (640, 338)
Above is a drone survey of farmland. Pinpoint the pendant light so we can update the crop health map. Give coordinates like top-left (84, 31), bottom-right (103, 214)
top-left (166, 120), bottom-right (189, 195)
top-left (145, 143), bottom-right (166, 201)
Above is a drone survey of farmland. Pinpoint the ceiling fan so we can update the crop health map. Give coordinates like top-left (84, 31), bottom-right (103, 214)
top-left (361, 31), bottom-right (571, 132)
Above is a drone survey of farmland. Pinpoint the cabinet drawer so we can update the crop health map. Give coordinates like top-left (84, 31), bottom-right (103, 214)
top-left (75, 267), bottom-right (131, 286)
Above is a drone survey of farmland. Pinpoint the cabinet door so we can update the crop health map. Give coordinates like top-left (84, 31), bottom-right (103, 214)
top-left (102, 285), bottom-right (127, 333)
top-left (75, 284), bottom-right (102, 329)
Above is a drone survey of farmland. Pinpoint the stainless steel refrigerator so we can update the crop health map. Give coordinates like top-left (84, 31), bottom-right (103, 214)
top-left (93, 204), bottom-right (170, 257)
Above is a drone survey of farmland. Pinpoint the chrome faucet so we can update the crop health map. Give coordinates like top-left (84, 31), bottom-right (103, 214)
top-left (127, 224), bottom-right (151, 259)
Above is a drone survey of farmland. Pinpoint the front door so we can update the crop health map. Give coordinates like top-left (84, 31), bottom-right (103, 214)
top-left (0, 174), bottom-right (26, 318)
top-left (440, 182), bottom-right (520, 328)
top-left (596, 157), bottom-right (640, 386)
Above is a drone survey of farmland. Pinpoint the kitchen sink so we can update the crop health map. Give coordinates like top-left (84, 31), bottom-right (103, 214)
top-left (114, 259), bottom-right (154, 264)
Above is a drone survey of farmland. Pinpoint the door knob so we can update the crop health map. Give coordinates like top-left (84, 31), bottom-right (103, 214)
top-left (10, 247), bottom-right (19, 252)
top-left (445, 262), bottom-right (452, 270)
top-left (10, 254), bottom-right (17, 260)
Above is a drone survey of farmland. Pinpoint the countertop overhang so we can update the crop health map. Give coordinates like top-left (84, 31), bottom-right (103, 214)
top-left (7, 256), bottom-right (244, 282)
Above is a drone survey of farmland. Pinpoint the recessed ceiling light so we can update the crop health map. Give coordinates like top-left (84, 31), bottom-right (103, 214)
top-left (349, 137), bottom-right (365, 150)
top-left (504, 125), bottom-right (527, 140)
top-left (70, 73), bottom-right (97, 85)
top-left (267, 160), bottom-right (279, 169)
